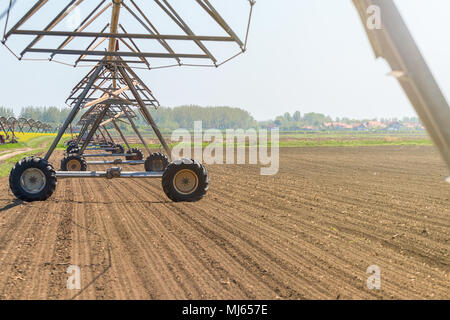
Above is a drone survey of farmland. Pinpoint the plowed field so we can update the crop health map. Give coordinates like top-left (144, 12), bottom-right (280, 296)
top-left (0, 146), bottom-right (448, 299)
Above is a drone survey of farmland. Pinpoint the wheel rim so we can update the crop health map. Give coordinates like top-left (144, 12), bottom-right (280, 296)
top-left (128, 150), bottom-right (142, 161)
top-left (173, 169), bottom-right (198, 195)
top-left (67, 159), bottom-right (81, 171)
top-left (20, 168), bottom-right (46, 194)
top-left (153, 159), bottom-right (164, 171)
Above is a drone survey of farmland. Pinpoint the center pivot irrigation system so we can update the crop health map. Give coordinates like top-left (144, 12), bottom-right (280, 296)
top-left (0, 116), bottom-right (52, 144)
top-left (1, 1), bottom-right (450, 203)
top-left (60, 59), bottom-right (164, 172)
top-left (2, 0), bottom-right (255, 202)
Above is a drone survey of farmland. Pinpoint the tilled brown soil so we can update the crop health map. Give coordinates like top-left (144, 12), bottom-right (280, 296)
top-left (0, 146), bottom-right (448, 299)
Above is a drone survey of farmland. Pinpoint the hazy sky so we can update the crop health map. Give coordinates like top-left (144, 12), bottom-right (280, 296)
top-left (0, 0), bottom-right (449, 121)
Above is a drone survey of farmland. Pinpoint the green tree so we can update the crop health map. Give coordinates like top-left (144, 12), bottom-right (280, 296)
top-left (293, 111), bottom-right (301, 122)
top-left (283, 112), bottom-right (292, 121)
top-left (0, 106), bottom-right (15, 117)
top-left (303, 112), bottom-right (330, 127)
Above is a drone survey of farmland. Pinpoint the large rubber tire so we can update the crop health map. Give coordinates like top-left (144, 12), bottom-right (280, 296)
top-left (66, 144), bottom-right (79, 153)
top-left (67, 147), bottom-right (81, 155)
top-left (66, 140), bottom-right (77, 147)
top-left (125, 148), bottom-right (144, 161)
top-left (144, 152), bottom-right (169, 172)
top-left (9, 157), bottom-right (57, 202)
top-left (60, 154), bottom-right (87, 171)
top-left (162, 159), bottom-right (209, 202)
top-left (111, 144), bottom-right (125, 154)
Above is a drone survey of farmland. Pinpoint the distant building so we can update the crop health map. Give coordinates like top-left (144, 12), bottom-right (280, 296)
top-left (352, 123), bottom-right (368, 131)
top-left (323, 122), bottom-right (353, 130)
top-left (300, 125), bottom-right (317, 131)
top-left (366, 121), bottom-right (387, 129)
top-left (403, 122), bottom-right (424, 130)
top-left (386, 122), bottom-right (404, 131)
top-left (311, 120), bottom-right (423, 132)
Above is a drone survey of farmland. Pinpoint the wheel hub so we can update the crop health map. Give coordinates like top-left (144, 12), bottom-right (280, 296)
top-left (20, 168), bottom-right (46, 194)
top-left (153, 159), bottom-right (164, 171)
top-left (173, 169), bottom-right (198, 195)
top-left (67, 159), bottom-right (81, 171)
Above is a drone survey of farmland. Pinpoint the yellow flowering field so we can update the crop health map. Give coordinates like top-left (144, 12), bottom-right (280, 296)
top-left (0, 132), bottom-right (71, 143)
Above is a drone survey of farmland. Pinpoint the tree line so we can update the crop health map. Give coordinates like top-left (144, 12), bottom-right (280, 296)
top-left (0, 106), bottom-right (71, 125)
top-left (0, 105), bottom-right (421, 132)
top-left (0, 105), bottom-right (257, 131)
top-left (148, 105), bottom-right (257, 130)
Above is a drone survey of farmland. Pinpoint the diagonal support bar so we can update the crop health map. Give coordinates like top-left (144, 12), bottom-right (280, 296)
top-left (4, 0), bottom-right (49, 40)
top-left (79, 106), bottom-right (109, 154)
top-left (44, 62), bottom-right (104, 160)
top-left (112, 120), bottom-right (130, 150)
top-left (353, 0), bottom-right (450, 171)
top-left (117, 66), bottom-right (172, 160)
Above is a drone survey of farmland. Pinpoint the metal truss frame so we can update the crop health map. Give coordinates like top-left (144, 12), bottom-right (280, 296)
top-left (2, 0), bottom-right (255, 68)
